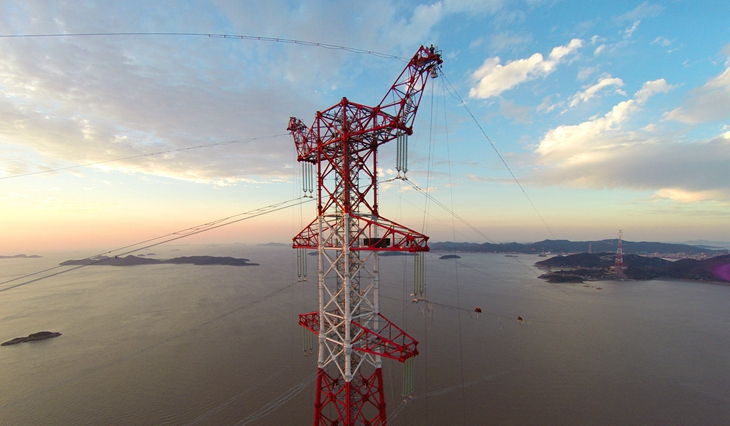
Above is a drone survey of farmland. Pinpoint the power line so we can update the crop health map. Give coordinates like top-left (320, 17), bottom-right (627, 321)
top-left (438, 77), bottom-right (468, 424)
top-left (0, 134), bottom-right (287, 180)
top-left (388, 370), bottom-right (514, 423)
top-left (182, 367), bottom-right (295, 425)
top-left (230, 372), bottom-right (317, 426)
top-left (0, 279), bottom-right (301, 411)
top-left (0, 196), bottom-right (313, 293)
top-left (0, 32), bottom-right (408, 61)
top-left (400, 177), bottom-right (497, 244)
top-left (441, 73), bottom-right (556, 239)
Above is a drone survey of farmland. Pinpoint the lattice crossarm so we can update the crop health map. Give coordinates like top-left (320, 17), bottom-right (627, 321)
top-left (292, 218), bottom-right (320, 249)
top-left (287, 116), bottom-right (317, 163)
top-left (377, 45), bottom-right (443, 133)
top-left (348, 214), bottom-right (430, 252)
top-left (299, 311), bottom-right (319, 334)
top-left (350, 314), bottom-right (419, 362)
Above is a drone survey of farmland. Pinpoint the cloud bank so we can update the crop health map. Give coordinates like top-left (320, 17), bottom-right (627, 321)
top-left (568, 76), bottom-right (626, 108)
top-left (533, 78), bottom-right (730, 203)
top-left (0, 0), bottom-right (515, 185)
top-left (665, 55), bottom-right (730, 124)
top-left (469, 39), bottom-right (583, 99)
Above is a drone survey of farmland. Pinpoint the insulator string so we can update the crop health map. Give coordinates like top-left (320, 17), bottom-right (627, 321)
top-left (296, 249), bottom-right (308, 282)
top-left (396, 132), bottom-right (409, 177)
top-left (402, 357), bottom-right (415, 397)
top-left (413, 252), bottom-right (425, 298)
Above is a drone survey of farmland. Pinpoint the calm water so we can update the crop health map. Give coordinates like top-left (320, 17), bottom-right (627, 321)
top-left (1, 246), bottom-right (728, 425)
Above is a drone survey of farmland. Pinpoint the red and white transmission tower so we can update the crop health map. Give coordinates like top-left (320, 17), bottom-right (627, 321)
top-left (288, 45), bottom-right (442, 425)
top-left (615, 229), bottom-right (624, 268)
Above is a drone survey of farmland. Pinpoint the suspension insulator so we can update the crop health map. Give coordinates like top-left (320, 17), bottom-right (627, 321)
top-left (396, 133), bottom-right (408, 176)
top-left (301, 162), bottom-right (314, 197)
top-left (302, 326), bottom-right (313, 355)
top-left (413, 252), bottom-right (425, 297)
top-left (297, 249), bottom-right (308, 282)
top-left (402, 357), bottom-right (415, 396)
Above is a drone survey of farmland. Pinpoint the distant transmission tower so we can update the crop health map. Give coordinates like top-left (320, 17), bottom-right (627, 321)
top-left (288, 45), bottom-right (442, 425)
top-left (615, 229), bottom-right (624, 268)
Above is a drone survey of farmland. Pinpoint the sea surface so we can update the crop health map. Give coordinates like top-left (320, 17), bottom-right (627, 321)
top-left (1, 245), bottom-right (728, 426)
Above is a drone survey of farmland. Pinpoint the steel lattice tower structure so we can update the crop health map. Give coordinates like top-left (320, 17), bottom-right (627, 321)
top-left (288, 45), bottom-right (442, 426)
top-left (615, 229), bottom-right (624, 268)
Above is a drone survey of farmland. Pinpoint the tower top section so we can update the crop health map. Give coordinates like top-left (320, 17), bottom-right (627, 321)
top-left (288, 45), bottom-right (442, 252)
top-left (288, 45), bottom-right (442, 164)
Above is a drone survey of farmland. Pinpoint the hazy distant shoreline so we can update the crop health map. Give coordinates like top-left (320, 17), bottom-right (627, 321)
top-left (0, 254), bottom-right (43, 259)
top-left (59, 255), bottom-right (258, 267)
top-left (430, 239), bottom-right (728, 255)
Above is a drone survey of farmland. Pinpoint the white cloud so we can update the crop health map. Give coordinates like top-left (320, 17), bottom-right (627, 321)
top-left (577, 66), bottom-right (598, 81)
top-left (0, 1), bottom-right (469, 184)
top-left (0, 0), bottom-right (519, 184)
top-left (652, 36), bottom-right (672, 47)
top-left (634, 79), bottom-right (673, 103)
top-left (487, 32), bottom-right (530, 52)
top-left (568, 76), bottom-right (626, 107)
top-left (386, 0), bottom-right (507, 49)
top-left (537, 79), bottom-right (672, 160)
top-left (549, 39), bottom-right (583, 62)
top-left (531, 80), bottom-right (730, 203)
top-left (499, 99), bottom-right (532, 123)
top-left (465, 173), bottom-right (509, 183)
top-left (623, 20), bottom-right (641, 38)
top-left (665, 58), bottom-right (730, 124)
top-left (388, 2), bottom-right (444, 47)
top-left (536, 95), bottom-right (560, 113)
top-left (614, 2), bottom-right (663, 39)
top-left (616, 2), bottom-right (664, 22)
top-left (656, 188), bottom-right (728, 203)
top-left (534, 130), bottom-right (730, 203)
top-left (0, 0), bottom-right (524, 186)
top-left (443, 0), bottom-right (504, 14)
top-left (469, 38), bottom-right (584, 99)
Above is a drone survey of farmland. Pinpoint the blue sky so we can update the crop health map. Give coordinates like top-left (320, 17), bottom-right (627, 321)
top-left (1, 0), bottom-right (729, 251)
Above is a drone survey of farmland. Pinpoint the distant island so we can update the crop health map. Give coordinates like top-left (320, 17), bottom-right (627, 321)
top-left (439, 254), bottom-right (461, 260)
top-left (60, 255), bottom-right (258, 267)
top-left (430, 239), bottom-right (728, 256)
top-left (257, 242), bottom-right (289, 247)
top-left (0, 254), bottom-right (42, 259)
top-left (535, 252), bottom-right (730, 284)
top-left (379, 252), bottom-right (412, 257)
top-left (2, 331), bottom-right (61, 346)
